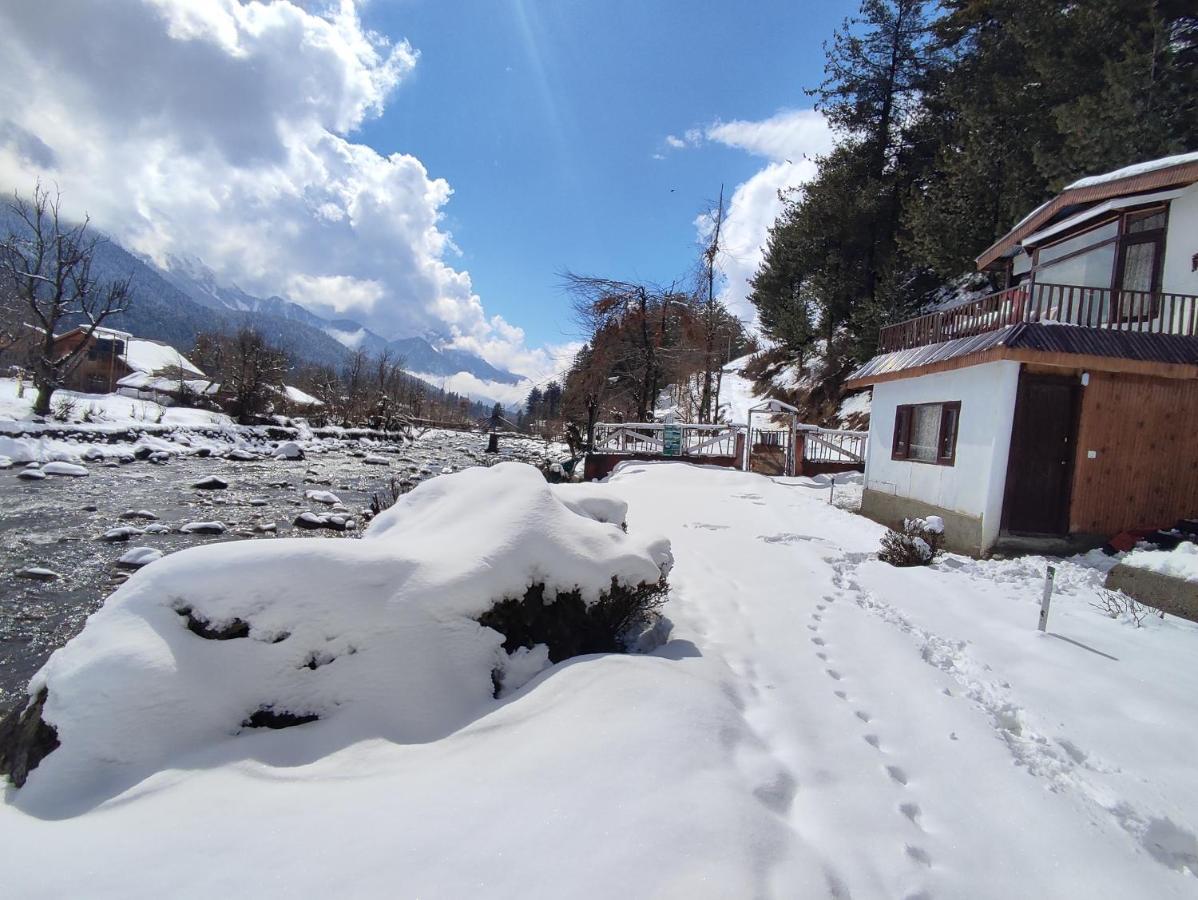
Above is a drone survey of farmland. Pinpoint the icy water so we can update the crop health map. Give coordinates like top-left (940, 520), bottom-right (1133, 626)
top-left (0, 431), bottom-right (559, 713)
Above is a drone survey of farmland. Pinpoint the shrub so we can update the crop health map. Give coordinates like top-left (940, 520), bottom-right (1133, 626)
top-left (879, 516), bottom-right (944, 567)
top-left (369, 476), bottom-right (408, 516)
top-left (51, 395), bottom-right (77, 422)
top-left (1091, 589), bottom-right (1162, 627)
top-left (80, 403), bottom-right (105, 423)
top-left (478, 576), bottom-right (669, 670)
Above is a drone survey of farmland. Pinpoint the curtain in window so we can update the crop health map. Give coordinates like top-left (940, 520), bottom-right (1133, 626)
top-left (908, 405), bottom-right (941, 463)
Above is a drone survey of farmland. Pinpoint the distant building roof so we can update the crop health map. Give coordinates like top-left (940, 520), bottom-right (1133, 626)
top-left (56, 326), bottom-right (205, 377)
top-left (847, 323), bottom-right (1198, 387)
top-left (976, 152), bottom-right (1198, 270)
top-left (281, 384), bottom-right (323, 407)
top-left (117, 372), bottom-right (219, 395)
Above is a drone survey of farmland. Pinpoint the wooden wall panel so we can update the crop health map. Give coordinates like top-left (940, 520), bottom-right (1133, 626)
top-left (1069, 372), bottom-right (1198, 534)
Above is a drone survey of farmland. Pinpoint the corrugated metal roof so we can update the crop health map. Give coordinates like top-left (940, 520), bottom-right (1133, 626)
top-left (1009, 323), bottom-right (1198, 365)
top-left (848, 324), bottom-right (1198, 382)
top-left (849, 325), bottom-right (1022, 381)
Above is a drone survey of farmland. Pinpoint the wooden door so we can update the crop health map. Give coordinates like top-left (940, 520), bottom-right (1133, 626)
top-left (1003, 375), bottom-right (1080, 535)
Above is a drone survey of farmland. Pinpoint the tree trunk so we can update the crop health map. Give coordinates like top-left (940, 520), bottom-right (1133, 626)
top-left (32, 382), bottom-right (55, 417)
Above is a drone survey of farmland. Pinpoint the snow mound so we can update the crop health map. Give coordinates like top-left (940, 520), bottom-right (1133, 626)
top-left (1124, 541), bottom-right (1198, 583)
top-left (11, 463), bottom-right (671, 812)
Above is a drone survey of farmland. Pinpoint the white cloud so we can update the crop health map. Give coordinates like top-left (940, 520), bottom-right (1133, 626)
top-left (705, 108), bottom-right (833, 162)
top-left (699, 109), bottom-right (833, 325)
top-left (0, 0), bottom-right (545, 376)
top-left (665, 134), bottom-right (687, 149)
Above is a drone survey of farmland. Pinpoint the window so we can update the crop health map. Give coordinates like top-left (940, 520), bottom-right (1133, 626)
top-left (892, 401), bottom-right (960, 465)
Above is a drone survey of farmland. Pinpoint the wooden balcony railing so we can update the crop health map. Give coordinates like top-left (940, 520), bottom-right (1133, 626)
top-left (878, 283), bottom-right (1198, 353)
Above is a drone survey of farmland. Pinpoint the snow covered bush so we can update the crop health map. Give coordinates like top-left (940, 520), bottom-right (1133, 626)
top-left (878, 516), bottom-right (944, 567)
top-left (1092, 589), bottom-right (1161, 627)
top-left (0, 463), bottom-right (671, 810)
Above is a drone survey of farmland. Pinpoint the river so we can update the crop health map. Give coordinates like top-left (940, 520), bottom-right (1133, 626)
top-left (0, 430), bottom-right (561, 713)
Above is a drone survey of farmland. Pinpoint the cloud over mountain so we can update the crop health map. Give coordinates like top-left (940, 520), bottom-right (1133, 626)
top-left (0, 0), bottom-right (563, 381)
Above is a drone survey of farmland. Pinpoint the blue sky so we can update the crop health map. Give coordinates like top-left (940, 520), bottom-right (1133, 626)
top-left (0, 0), bottom-right (849, 396)
top-left (355, 0), bottom-right (852, 349)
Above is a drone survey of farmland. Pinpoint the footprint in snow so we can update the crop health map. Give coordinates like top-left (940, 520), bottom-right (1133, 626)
top-left (905, 844), bottom-right (933, 868)
top-left (811, 636), bottom-right (826, 646)
top-left (826, 669), bottom-right (842, 681)
top-left (855, 710), bottom-right (871, 723)
top-left (752, 770), bottom-right (799, 815)
top-left (834, 690), bottom-right (848, 701)
top-left (887, 765), bottom-right (909, 786)
top-left (864, 734), bottom-right (881, 749)
top-left (900, 802), bottom-right (922, 826)
top-left (816, 651), bottom-right (828, 661)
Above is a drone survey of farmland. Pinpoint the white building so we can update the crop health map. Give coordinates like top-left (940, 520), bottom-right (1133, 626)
top-left (847, 153), bottom-right (1198, 556)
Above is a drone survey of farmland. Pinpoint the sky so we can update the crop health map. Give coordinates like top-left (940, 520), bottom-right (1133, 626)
top-left (0, 0), bottom-right (849, 398)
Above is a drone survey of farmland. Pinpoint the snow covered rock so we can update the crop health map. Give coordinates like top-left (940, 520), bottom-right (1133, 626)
top-left (0, 455), bottom-right (15, 469)
top-left (15, 567), bottom-right (60, 582)
top-left (1, 463), bottom-right (671, 808)
top-left (303, 489), bottom-right (341, 505)
top-left (179, 521), bottom-right (227, 535)
top-left (99, 527), bottom-right (145, 543)
top-left (226, 448), bottom-right (257, 462)
top-left (192, 476), bottom-right (228, 490)
top-left (273, 442), bottom-right (305, 461)
top-left (363, 454), bottom-right (390, 465)
top-left (119, 510), bottom-right (158, 521)
top-left (17, 469), bottom-right (46, 481)
top-left (292, 512), bottom-right (356, 532)
top-left (116, 548), bottom-right (164, 569)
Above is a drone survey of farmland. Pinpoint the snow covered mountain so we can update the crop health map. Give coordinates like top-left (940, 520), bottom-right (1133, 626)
top-left (160, 255), bottom-right (524, 385)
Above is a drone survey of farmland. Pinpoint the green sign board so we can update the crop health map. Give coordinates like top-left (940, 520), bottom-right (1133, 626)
top-left (662, 424), bottom-right (683, 457)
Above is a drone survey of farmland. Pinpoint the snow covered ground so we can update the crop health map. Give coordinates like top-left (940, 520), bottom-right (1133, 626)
top-left (2, 462), bottom-right (1197, 897)
top-left (0, 378), bottom-right (230, 430)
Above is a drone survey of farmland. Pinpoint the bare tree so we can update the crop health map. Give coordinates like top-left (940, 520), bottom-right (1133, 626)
top-left (564, 273), bottom-right (665, 422)
top-left (698, 186), bottom-right (725, 423)
top-left (0, 183), bottom-right (133, 415)
top-left (193, 327), bottom-right (288, 424)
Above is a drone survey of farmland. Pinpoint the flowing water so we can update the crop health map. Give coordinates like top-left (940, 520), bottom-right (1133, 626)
top-left (0, 431), bottom-right (561, 713)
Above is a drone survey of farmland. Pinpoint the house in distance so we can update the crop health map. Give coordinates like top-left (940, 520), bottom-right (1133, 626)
top-left (846, 152), bottom-right (1198, 556)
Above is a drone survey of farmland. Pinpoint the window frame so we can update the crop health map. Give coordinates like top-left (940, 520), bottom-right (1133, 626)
top-left (891, 401), bottom-right (961, 466)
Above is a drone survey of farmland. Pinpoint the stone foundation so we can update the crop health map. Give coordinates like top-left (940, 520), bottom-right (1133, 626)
top-left (860, 488), bottom-right (986, 557)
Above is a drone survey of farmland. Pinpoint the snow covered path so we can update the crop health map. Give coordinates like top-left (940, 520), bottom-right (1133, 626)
top-left (2, 462), bottom-right (1197, 897)
top-left (603, 463), bottom-right (1198, 899)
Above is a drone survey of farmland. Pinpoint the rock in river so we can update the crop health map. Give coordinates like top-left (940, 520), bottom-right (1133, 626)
top-left (193, 476), bottom-right (229, 490)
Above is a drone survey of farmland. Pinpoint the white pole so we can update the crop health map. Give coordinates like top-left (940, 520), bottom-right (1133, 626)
top-left (1038, 565), bottom-right (1056, 632)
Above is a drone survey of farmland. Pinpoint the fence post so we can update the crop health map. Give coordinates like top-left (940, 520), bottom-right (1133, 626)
top-left (1038, 565), bottom-right (1055, 632)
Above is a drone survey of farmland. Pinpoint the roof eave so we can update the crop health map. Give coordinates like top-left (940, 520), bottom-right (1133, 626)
top-left (975, 159), bottom-right (1198, 271)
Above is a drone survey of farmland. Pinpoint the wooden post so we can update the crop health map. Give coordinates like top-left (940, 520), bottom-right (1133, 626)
top-left (1038, 565), bottom-right (1056, 632)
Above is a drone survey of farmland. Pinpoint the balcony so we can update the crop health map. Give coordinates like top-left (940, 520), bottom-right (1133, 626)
top-left (878, 283), bottom-right (1198, 354)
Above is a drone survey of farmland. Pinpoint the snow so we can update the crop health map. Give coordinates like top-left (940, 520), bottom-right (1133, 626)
top-left (280, 384), bottom-right (323, 407)
top-left (1124, 541), bottom-right (1198, 583)
top-left (117, 547), bottom-right (164, 569)
top-left (0, 378), bottom-right (231, 430)
top-left (836, 389), bottom-right (871, 423)
top-left (120, 336), bottom-right (204, 377)
top-left (2, 462), bottom-right (1197, 897)
top-left (303, 489), bottom-right (341, 505)
top-left (40, 461), bottom-right (88, 477)
top-left (1066, 151), bottom-right (1198, 191)
top-left (716, 353), bottom-right (760, 424)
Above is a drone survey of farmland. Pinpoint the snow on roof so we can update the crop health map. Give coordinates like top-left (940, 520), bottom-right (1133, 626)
top-left (18, 463), bottom-right (672, 804)
top-left (748, 398), bottom-right (799, 415)
top-left (116, 372), bottom-right (219, 395)
top-left (1020, 188), bottom-right (1185, 247)
top-left (1065, 151), bottom-right (1198, 191)
top-left (123, 338), bottom-right (204, 377)
top-left (282, 384), bottom-right (323, 407)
